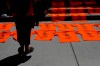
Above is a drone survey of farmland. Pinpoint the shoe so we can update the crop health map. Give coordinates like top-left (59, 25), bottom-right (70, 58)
top-left (24, 47), bottom-right (34, 55)
top-left (18, 47), bottom-right (24, 56)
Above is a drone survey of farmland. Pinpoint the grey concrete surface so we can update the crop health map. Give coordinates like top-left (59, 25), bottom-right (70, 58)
top-left (0, 24), bottom-right (78, 66)
top-left (0, 21), bottom-right (100, 66)
top-left (71, 34), bottom-right (100, 66)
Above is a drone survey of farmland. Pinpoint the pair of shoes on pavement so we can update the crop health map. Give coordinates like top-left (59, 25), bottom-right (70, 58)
top-left (18, 47), bottom-right (34, 56)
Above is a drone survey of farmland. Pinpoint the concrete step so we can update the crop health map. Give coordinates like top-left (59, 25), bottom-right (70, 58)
top-left (45, 13), bottom-right (100, 21)
top-left (48, 7), bottom-right (100, 13)
top-left (0, 13), bottom-right (100, 22)
top-left (52, 0), bottom-right (100, 7)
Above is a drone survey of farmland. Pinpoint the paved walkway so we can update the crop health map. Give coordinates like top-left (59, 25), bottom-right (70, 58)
top-left (0, 21), bottom-right (100, 66)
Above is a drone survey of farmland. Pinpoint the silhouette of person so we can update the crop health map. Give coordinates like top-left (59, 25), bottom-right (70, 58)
top-left (8, 0), bottom-right (51, 56)
top-left (9, 0), bottom-right (35, 56)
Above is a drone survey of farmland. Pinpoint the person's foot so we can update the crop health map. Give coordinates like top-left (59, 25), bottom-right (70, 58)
top-left (24, 47), bottom-right (34, 55)
top-left (18, 47), bottom-right (24, 56)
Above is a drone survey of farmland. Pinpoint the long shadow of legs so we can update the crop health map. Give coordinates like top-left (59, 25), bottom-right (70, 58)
top-left (0, 54), bottom-right (31, 66)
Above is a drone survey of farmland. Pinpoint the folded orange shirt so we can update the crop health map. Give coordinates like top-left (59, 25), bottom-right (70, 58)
top-left (78, 30), bottom-right (100, 41)
top-left (57, 23), bottom-right (74, 31)
top-left (0, 23), bottom-right (14, 31)
top-left (73, 24), bottom-right (96, 31)
top-left (56, 31), bottom-right (79, 43)
top-left (34, 30), bottom-right (55, 41)
top-left (39, 23), bottom-right (56, 31)
top-left (0, 31), bottom-right (11, 43)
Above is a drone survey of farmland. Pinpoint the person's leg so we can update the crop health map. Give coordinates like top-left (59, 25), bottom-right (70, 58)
top-left (15, 16), bottom-right (24, 49)
top-left (15, 16), bottom-right (25, 55)
top-left (15, 16), bottom-right (33, 55)
top-left (17, 28), bottom-right (32, 55)
top-left (24, 16), bottom-right (34, 54)
top-left (17, 27), bottom-right (31, 51)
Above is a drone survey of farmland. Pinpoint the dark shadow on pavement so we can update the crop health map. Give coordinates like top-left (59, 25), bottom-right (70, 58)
top-left (0, 54), bottom-right (31, 66)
